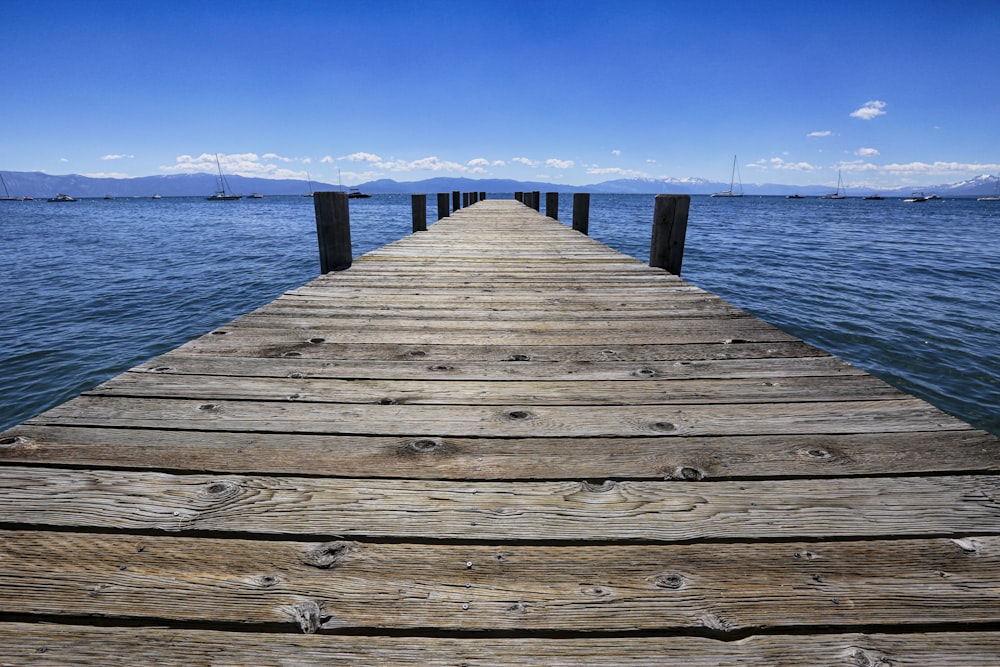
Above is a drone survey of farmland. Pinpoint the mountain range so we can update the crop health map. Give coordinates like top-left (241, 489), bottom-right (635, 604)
top-left (1, 170), bottom-right (998, 199)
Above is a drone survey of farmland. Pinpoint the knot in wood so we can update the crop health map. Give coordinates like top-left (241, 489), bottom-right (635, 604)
top-left (281, 351), bottom-right (303, 358)
top-left (0, 435), bottom-right (32, 449)
top-left (652, 573), bottom-right (685, 590)
top-left (148, 366), bottom-right (172, 373)
top-left (301, 541), bottom-right (354, 569)
top-left (505, 354), bottom-right (531, 361)
top-left (210, 329), bottom-right (229, 336)
top-left (406, 349), bottom-right (427, 357)
top-left (505, 410), bottom-right (533, 421)
top-left (307, 337), bottom-right (326, 344)
top-left (799, 447), bottom-right (835, 460)
top-left (198, 403), bottom-right (221, 413)
top-left (428, 364), bottom-right (453, 372)
top-left (403, 438), bottom-right (443, 455)
top-left (581, 480), bottom-right (617, 493)
top-left (378, 397), bottom-right (398, 405)
top-left (201, 480), bottom-right (241, 501)
top-left (581, 586), bottom-right (612, 598)
top-left (631, 368), bottom-right (657, 378)
top-left (650, 421), bottom-right (677, 433)
top-left (674, 466), bottom-right (705, 481)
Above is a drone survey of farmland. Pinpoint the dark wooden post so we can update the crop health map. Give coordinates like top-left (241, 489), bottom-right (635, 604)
top-left (649, 194), bottom-right (690, 276)
top-left (314, 191), bottom-right (352, 273)
top-left (462, 192), bottom-right (469, 208)
top-left (412, 194), bottom-right (427, 232)
top-left (514, 191), bottom-right (523, 202)
top-left (452, 191), bottom-right (460, 211)
top-left (572, 193), bottom-right (590, 235)
top-left (437, 192), bottom-right (450, 219)
top-left (531, 191), bottom-right (541, 211)
top-left (480, 191), bottom-right (486, 200)
top-left (546, 192), bottom-right (559, 220)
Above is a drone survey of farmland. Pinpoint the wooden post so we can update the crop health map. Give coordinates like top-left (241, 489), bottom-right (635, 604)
top-left (649, 194), bottom-right (690, 276)
top-left (546, 192), bottom-right (559, 220)
top-left (531, 191), bottom-right (541, 211)
top-left (572, 193), bottom-right (590, 235)
top-left (452, 191), bottom-right (460, 211)
top-left (437, 192), bottom-right (449, 219)
top-left (515, 191), bottom-right (523, 203)
top-left (314, 191), bottom-right (352, 273)
top-left (480, 191), bottom-right (486, 200)
top-left (462, 192), bottom-right (469, 208)
top-left (412, 193), bottom-right (427, 232)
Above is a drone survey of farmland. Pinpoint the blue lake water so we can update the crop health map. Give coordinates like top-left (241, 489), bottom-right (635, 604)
top-left (1, 193), bottom-right (997, 434)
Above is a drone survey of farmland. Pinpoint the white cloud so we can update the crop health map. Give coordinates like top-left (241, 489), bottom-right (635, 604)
top-left (850, 100), bottom-right (887, 120)
top-left (807, 130), bottom-right (833, 137)
top-left (646, 159), bottom-right (657, 164)
top-left (59, 157), bottom-right (69, 162)
top-left (512, 156), bottom-right (539, 168)
top-left (345, 152), bottom-right (383, 163)
top-left (748, 157), bottom-right (818, 171)
top-left (586, 166), bottom-right (648, 178)
top-left (879, 160), bottom-right (1000, 175)
top-left (856, 147), bottom-right (880, 157)
top-left (159, 153), bottom-right (308, 179)
top-left (262, 153), bottom-right (293, 162)
top-left (611, 149), bottom-right (621, 156)
top-left (467, 158), bottom-right (490, 167)
top-left (320, 155), bottom-right (335, 163)
top-left (546, 158), bottom-right (574, 170)
top-left (101, 154), bottom-right (134, 160)
top-left (82, 171), bottom-right (130, 178)
top-left (492, 160), bottom-right (506, 167)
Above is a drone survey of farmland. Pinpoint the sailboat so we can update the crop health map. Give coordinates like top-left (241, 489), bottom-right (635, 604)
top-left (303, 172), bottom-right (314, 197)
top-left (206, 154), bottom-right (242, 200)
top-left (820, 170), bottom-right (847, 199)
top-left (978, 174), bottom-right (1000, 201)
top-left (1, 173), bottom-right (23, 201)
top-left (711, 155), bottom-right (744, 197)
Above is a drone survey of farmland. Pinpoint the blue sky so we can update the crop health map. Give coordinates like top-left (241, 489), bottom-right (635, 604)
top-left (4, 0), bottom-right (999, 188)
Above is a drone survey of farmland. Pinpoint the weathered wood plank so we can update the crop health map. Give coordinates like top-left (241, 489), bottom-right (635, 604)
top-left (4, 624), bottom-right (1000, 667)
top-left (29, 395), bottom-right (970, 436)
top-left (2, 531), bottom-right (999, 631)
top-left (172, 339), bottom-right (825, 362)
top-left (4, 426), bottom-right (997, 479)
top-left (87, 373), bottom-right (905, 405)
top-left (2, 469), bottom-right (997, 540)
top-left (133, 353), bottom-right (858, 381)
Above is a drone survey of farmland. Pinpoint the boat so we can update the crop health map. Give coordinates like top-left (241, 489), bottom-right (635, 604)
top-left (862, 194), bottom-right (884, 200)
top-left (785, 194), bottom-right (805, 199)
top-left (820, 170), bottom-right (847, 199)
top-left (1, 173), bottom-right (24, 201)
top-left (104, 195), bottom-right (116, 200)
top-left (206, 154), bottom-right (242, 200)
top-left (151, 194), bottom-right (162, 199)
top-left (710, 155), bottom-right (743, 197)
top-left (248, 193), bottom-right (264, 199)
top-left (904, 191), bottom-right (929, 203)
top-left (303, 172), bottom-right (314, 197)
top-left (47, 193), bottom-right (77, 202)
top-left (348, 187), bottom-right (371, 199)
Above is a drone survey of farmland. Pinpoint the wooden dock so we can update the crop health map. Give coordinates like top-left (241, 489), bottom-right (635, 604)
top-left (2, 198), bottom-right (999, 665)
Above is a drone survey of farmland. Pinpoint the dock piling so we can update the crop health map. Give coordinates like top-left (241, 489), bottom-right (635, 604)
top-left (452, 191), bottom-right (460, 211)
top-left (411, 194), bottom-right (427, 232)
top-left (649, 194), bottom-right (690, 276)
top-left (572, 193), bottom-right (590, 235)
top-left (546, 192), bottom-right (559, 220)
top-left (313, 191), bottom-right (352, 273)
top-left (437, 193), bottom-right (450, 219)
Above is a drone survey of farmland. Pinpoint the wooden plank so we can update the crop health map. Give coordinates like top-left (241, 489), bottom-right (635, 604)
top-left (29, 395), bottom-right (971, 436)
top-left (2, 531), bottom-right (999, 631)
top-left (132, 353), bottom-right (859, 381)
top-left (172, 340), bottom-right (825, 362)
top-left (86, 373), bottom-right (906, 405)
top-left (5, 624), bottom-right (1000, 667)
top-left (4, 426), bottom-right (998, 480)
top-left (2, 468), bottom-right (997, 540)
